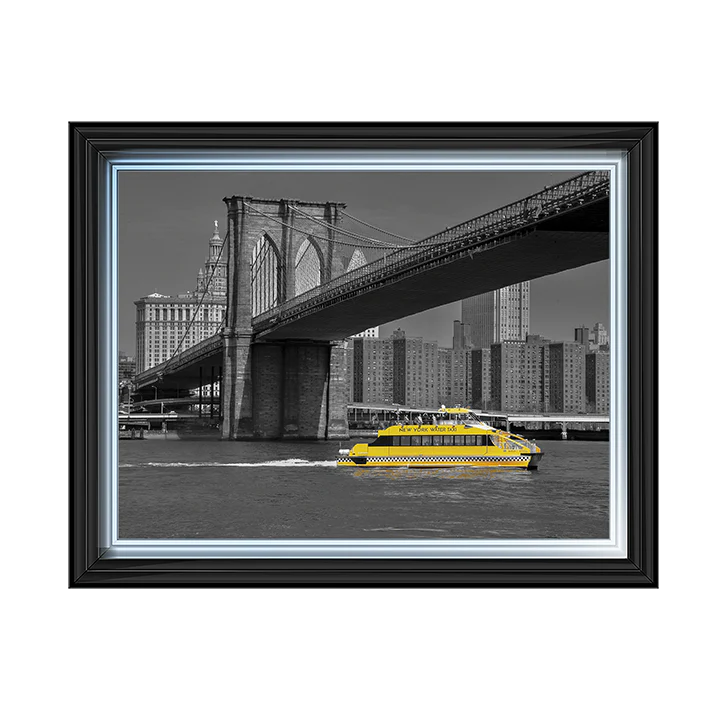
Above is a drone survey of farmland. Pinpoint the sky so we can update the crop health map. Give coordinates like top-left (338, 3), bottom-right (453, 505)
top-left (118, 171), bottom-right (609, 354)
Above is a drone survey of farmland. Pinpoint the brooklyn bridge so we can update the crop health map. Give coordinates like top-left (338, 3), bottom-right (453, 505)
top-left (133, 171), bottom-right (610, 440)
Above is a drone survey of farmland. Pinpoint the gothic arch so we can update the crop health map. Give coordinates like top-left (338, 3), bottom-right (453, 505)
top-left (250, 232), bottom-right (282, 316)
top-left (294, 236), bottom-right (324, 296)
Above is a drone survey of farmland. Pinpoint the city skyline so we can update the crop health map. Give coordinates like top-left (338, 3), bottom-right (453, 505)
top-left (119, 170), bottom-right (609, 354)
top-left (347, 319), bottom-right (610, 414)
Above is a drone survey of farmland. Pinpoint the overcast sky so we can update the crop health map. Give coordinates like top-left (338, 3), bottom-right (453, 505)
top-left (118, 171), bottom-right (609, 354)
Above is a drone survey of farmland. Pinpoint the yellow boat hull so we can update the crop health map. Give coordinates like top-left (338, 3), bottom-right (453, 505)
top-left (337, 453), bottom-right (542, 469)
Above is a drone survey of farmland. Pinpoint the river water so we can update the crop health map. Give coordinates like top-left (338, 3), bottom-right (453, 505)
top-left (119, 439), bottom-right (609, 540)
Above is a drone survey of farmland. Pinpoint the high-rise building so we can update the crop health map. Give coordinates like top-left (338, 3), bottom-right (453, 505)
top-left (490, 340), bottom-right (549, 412)
top-left (549, 342), bottom-right (586, 413)
top-left (461, 283), bottom-right (530, 349)
top-left (438, 348), bottom-right (471, 407)
top-left (351, 337), bottom-right (393, 404)
top-left (391, 329), bottom-right (438, 408)
top-left (470, 348), bottom-right (492, 410)
top-left (586, 350), bottom-right (610, 413)
top-left (592, 322), bottom-right (609, 348)
top-left (574, 326), bottom-right (591, 351)
top-left (135, 222), bottom-right (227, 372)
top-left (452, 320), bottom-right (472, 350)
top-left (352, 327), bottom-right (380, 338)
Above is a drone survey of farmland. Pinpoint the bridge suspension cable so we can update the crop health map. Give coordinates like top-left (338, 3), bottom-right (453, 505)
top-left (158, 228), bottom-right (229, 376)
top-left (289, 204), bottom-right (407, 249)
top-left (242, 201), bottom-right (400, 250)
top-left (337, 208), bottom-right (417, 244)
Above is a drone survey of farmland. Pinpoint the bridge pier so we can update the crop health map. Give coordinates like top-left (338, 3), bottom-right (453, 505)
top-left (326, 342), bottom-right (350, 440)
top-left (220, 338), bottom-right (349, 441)
top-left (221, 332), bottom-right (254, 440)
top-left (253, 343), bottom-right (284, 438)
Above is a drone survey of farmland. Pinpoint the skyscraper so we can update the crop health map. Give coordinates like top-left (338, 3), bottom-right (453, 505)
top-left (452, 320), bottom-right (472, 350)
top-left (592, 322), bottom-right (609, 348)
top-left (574, 326), bottom-right (591, 350)
top-left (548, 342), bottom-right (586, 413)
top-left (351, 327), bottom-right (380, 338)
top-left (351, 337), bottom-right (393, 404)
top-left (391, 329), bottom-right (439, 408)
top-left (135, 222), bottom-right (227, 372)
top-left (470, 348), bottom-right (492, 410)
top-left (490, 340), bottom-right (548, 412)
top-left (461, 283), bottom-right (530, 349)
top-left (438, 348), bottom-right (471, 407)
top-left (586, 350), bottom-right (610, 413)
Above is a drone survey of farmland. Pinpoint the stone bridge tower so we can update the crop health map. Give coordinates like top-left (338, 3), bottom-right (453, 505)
top-left (220, 196), bottom-right (350, 441)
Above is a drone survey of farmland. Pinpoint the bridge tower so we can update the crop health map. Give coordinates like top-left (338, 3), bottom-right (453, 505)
top-left (220, 196), bottom-right (350, 440)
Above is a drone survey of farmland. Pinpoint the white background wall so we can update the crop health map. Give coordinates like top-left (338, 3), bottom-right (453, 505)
top-left (2, 2), bottom-right (718, 721)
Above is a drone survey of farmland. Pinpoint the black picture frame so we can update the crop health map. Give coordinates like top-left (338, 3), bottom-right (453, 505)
top-left (70, 122), bottom-right (657, 587)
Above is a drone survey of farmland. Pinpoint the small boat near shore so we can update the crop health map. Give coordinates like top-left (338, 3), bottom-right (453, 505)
top-left (337, 408), bottom-right (543, 469)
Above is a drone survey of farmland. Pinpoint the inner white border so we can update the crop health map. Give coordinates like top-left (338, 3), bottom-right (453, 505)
top-left (103, 150), bottom-right (627, 559)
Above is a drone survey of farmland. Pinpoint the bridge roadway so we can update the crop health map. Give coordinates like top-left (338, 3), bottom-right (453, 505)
top-left (135, 172), bottom-right (609, 395)
top-left (256, 199), bottom-right (608, 341)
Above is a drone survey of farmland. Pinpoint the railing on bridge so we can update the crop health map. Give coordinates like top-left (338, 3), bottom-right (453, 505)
top-left (135, 333), bottom-right (223, 385)
top-left (253, 170), bottom-right (609, 328)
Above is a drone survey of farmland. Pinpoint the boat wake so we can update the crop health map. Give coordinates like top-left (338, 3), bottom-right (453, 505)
top-left (120, 459), bottom-right (337, 468)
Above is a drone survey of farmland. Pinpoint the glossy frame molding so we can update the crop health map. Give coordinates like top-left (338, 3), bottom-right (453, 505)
top-left (70, 123), bottom-right (658, 587)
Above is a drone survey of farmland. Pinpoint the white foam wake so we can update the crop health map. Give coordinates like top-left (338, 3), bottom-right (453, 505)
top-left (121, 459), bottom-right (337, 468)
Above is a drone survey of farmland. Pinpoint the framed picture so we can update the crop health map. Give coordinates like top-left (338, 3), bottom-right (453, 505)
top-left (70, 123), bottom-right (657, 586)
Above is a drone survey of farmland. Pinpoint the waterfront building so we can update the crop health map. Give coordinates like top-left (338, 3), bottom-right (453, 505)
top-left (351, 337), bottom-right (393, 404)
top-left (438, 348), bottom-right (472, 407)
top-left (548, 342), bottom-right (586, 413)
top-left (391, 329), bottom-right (438, 408)
top-left (470, 348), bottom-right (492, 410)
top-left (586, 350), bottom-right (611, 414)
top-left (135, 222), bottom-right (227, 373)
top-left (490, 339), bottom-right (548, 412)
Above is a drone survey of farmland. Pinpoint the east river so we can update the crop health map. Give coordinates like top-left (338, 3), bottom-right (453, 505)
top-left (118, 438), bottom-right (610, 540)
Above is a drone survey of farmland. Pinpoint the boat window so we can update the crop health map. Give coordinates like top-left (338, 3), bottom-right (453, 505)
top-left (454, 435), bottom-right (466, 446)
top-left (432, 435), bottom-right (443, 446)
top-left (444, 436), bottom-right (455, 446)
top-left (421, 436), bottom-right (433, 445)
top-left (410, 436), bottom-right (422, 446)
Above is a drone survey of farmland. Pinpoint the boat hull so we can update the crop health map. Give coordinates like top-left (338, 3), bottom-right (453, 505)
top-left (337, 453), bottom-right (543, 470)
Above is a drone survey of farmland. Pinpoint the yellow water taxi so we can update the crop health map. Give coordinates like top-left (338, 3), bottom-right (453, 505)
top-left (337, 408), bottom-right (543, 469)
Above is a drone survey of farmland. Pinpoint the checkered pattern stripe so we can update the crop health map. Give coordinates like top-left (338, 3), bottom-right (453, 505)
top-left (363, 455), bottom-right (529, 463)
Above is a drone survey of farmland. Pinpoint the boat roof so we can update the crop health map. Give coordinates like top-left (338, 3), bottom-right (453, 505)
top-left (378, 422), bottom-right (495, 434)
